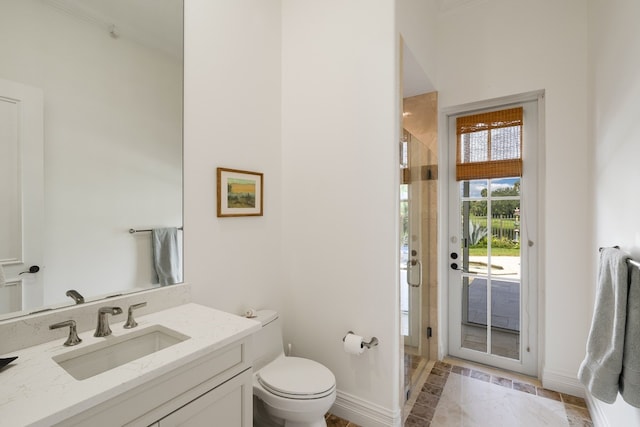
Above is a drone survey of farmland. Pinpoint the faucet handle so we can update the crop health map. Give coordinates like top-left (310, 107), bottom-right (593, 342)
top-left (124, 302), bottom-right (147, 329)
top-left (49, 320), bottom-right (82, 346)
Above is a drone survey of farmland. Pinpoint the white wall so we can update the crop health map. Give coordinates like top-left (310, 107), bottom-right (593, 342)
top-left (0, 0), bottom-right (182, 308)
top-left (183, 1), bottom-right (284, 316)
top-left (397, 0), bottom-right (439, 88)
top-left (588, 0), bottom-right (640, 423)
top-left (281, 0), bottom-right (401, 424)
top-left (436, 0), bottom-right (590, 391)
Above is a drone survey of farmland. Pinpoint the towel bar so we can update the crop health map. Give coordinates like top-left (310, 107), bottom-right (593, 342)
top-left (129, 227), bottom-right (183, 234)
top-left (598, 246), bottom-right (640, 269)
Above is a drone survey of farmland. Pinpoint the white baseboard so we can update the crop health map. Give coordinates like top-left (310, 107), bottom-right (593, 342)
top-left (330, 390), bottom-right (401, 427)
top-left (584, 392), bottom-right (610, 427)
top-left (541, 368), bottom-right (585, 397)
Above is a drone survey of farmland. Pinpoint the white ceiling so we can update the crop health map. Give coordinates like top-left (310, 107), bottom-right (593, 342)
top-left (42, 0), bottom-right (477, 96)
top-left (42, 0), bottom-right (183, 58)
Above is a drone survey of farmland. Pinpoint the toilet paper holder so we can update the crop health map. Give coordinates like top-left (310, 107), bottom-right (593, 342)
top-left (342, 331), bottom-right (379, 349)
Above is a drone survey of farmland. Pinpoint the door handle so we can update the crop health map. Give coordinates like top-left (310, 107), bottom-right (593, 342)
top-left (407, 259), bottom-right (422, 288)
top-left (19, 265), bottom-right (40, 275)
top-left (450, 263), bottom-right (470, 273)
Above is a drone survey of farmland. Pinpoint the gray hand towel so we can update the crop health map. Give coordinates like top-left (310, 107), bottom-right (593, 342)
top-left (151, 227), bottom-right (182, 286)
top-left (578, 247), bottom-right (629, 403)
top-left (621, 264), bottom-right (640, 407)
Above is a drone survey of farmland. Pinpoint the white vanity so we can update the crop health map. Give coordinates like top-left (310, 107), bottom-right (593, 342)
top-left (0, 302), bottom-right (260, 426)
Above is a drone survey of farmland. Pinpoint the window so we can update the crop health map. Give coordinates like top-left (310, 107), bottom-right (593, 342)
top-left (456, 107), bottom-right (523, 181)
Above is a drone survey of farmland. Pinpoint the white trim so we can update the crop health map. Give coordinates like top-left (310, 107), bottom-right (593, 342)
top-left (584, 392), bottom-right (610, 427)
top-left (330, 390), bottom-right (402, 427)
top-left (444, 95), bottom-right (540, 377)
top-left (541, 368), bottom-right (585, 398)
top-left (440, 90), bottom-right (544, 116)
top-left (535, 93), bottom-right (546, 378)
top-left (438, 91), bottom-right (545, 363)
top-left (437, 107), bottom-right (450, 361)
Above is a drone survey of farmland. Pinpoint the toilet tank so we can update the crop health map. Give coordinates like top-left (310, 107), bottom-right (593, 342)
top-left (252, 310), bottom-right (285, 371)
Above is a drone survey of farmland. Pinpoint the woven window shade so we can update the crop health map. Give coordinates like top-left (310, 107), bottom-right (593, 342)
top-left (456, 107), bottom-right (523, 181)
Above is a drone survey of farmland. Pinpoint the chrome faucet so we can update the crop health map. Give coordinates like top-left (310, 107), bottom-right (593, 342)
top-left (50, 320), bottom-right (82, 346)
top-left (124, 302), bottom-right (147, 329)
top-left (94, 306), bottom-right (123, 337)
top-left (65, 289), bottom-right (85, 304)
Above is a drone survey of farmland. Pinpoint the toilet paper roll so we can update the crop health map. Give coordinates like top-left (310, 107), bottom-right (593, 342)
top-left (344, 333), bottom-right (365, 355)
top-left (244, 308), bottom-right (257, 318)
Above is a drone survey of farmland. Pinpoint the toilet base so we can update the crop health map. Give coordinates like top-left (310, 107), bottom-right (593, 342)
top-left (283, 420), bottom-right (327, 427)
top-left (253, 395), bottom-right (328, 427)
top-left (253, 397), bottom-right (283, 427)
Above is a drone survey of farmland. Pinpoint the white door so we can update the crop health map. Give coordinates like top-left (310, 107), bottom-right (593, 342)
top-left (0, 78), bottom-right (44, 315)
top-left (447, 97), bottom-right (539, 376)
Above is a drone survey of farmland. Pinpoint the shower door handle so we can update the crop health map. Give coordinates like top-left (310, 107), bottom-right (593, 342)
top-left (407, 259), bottom-right (422, 288)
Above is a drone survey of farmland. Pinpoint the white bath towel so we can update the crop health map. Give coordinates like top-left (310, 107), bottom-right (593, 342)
top-left (151, 227), bottom-right (182, 286)
top-left (620, 264), bottom-right (640, 407)
top-left (578, 247), bottom-right (629, 403)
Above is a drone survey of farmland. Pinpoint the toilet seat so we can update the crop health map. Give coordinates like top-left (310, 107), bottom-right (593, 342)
top-left (257, 356), bottom-right (335, 400)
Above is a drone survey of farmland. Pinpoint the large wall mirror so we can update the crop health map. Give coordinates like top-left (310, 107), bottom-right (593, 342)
top-left (0, 0), bottom-right (183, 320)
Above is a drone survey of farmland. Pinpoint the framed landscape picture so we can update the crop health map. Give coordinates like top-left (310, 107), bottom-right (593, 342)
top-left (217, 168), bottom-right (263, 217)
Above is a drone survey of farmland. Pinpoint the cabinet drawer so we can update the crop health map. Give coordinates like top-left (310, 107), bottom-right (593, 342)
top-left (157, 369), bottom-right (252, 427)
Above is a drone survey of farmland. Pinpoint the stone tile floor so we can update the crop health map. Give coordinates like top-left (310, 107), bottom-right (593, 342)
top-left (325, 413), bottom-right (361, 427)
top-left (406, 361), bottom-right (593, 426)
top-left (327, 360), bottom-right (593, 427)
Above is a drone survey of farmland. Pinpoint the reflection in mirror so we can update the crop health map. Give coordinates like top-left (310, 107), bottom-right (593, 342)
top-left (0, 0), bottom-right (183, 320)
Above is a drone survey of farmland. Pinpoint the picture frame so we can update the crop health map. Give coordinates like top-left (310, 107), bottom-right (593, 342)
top-left (217, 167), bottom-right (263, 217)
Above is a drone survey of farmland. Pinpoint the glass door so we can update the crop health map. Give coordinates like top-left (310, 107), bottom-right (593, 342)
top-left (447, 99), bottom-right (538, 376)
top-left (400, 130), bottom-right (421, 348)
top-left (458, 178), bottom-right (522, 359)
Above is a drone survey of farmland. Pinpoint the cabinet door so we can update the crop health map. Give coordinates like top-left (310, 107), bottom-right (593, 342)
top-left (158, 369), bottom-right (252, 427)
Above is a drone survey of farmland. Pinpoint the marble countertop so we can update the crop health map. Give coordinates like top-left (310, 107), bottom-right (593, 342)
top-left (0, 303), bottom-right (260, 426)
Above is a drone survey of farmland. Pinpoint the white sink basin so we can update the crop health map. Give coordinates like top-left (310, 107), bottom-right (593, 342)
top-left (52, 325), bottom-right (190, 380)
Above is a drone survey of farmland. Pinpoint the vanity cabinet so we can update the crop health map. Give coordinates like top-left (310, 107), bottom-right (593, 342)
top-left (155, 369), bottom-right (250, 426)
top-left (57, 336), bottom-right (253, 427)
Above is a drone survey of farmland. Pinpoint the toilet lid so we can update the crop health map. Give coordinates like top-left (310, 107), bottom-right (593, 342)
top-left (258, 357), bottom-right (335, 398)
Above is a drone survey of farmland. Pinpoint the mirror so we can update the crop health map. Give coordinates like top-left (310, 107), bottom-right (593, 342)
top-left (0, 0), bottom-right (183, 319)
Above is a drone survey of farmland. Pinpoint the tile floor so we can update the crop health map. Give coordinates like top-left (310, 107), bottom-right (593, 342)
top-left (406, 361), bottom-right (593, 426)
top-left (325, 413), bottom-right (362, 427)
top-left (327, 359), bottom-right (593, 427)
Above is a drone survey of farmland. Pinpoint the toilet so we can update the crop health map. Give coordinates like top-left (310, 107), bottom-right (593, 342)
top-left (252, 310), bottom-right (336, 427)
